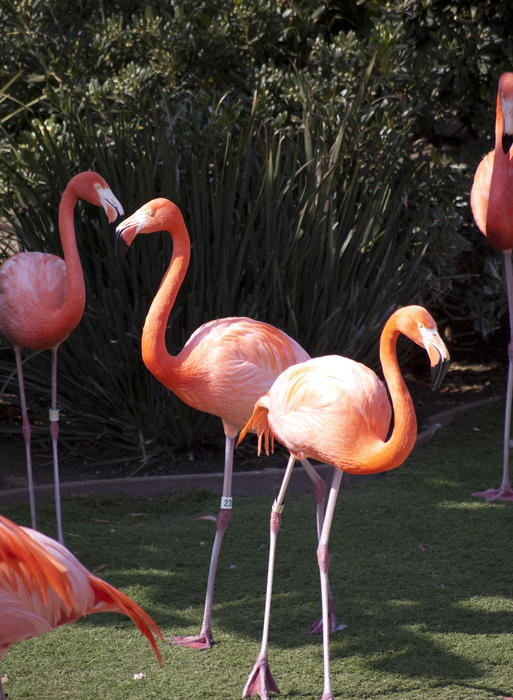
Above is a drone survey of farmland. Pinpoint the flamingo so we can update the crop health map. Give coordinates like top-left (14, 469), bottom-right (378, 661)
top-left (237, 305), bottom-right (450, 700)
top-left (0, 172), bottom-right (123, 543)
top-left (0, 514), bottom-right (163, 699)
top-left (470, 71), bottom-right (513, 501)
top-left (115, 197), bottom-right (343, 650)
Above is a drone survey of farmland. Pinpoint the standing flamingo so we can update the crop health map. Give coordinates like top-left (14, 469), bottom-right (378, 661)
top-left (0, 172), bottom-right (123, 543)
top-left (0, 514), bottom-right (163, 699)
top-left (115, 197), bottom-right (343, 650)
top-left (237, 305), bottom-right (450, 700)
top-left (470, 71), bottom-right (513, 501)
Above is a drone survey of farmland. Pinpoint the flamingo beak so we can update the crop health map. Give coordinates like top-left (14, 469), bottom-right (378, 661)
top-left (502, 131), bottom-right (513, 154)
top-left (420, 327), bottom-right (450, 391)
top-left (114, 227), bottom-right (130, 261)
top-left (98, 187), bottom-right (124, 223)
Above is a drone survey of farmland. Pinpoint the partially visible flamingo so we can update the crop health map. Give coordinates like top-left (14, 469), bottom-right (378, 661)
top-left (470, 71), bottom-right (513, 501)
top-left (237, 305), bottom-right (450, 700)
top-left (115, 197), bottom-right (342, 650)
top-left (0, 172), bottom-right (123, 543)
top-left (0, 514), bottom-right (163, 699)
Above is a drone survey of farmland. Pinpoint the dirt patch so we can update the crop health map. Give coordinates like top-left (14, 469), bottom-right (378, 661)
top-left (0, 360), bottom-right (506, 493)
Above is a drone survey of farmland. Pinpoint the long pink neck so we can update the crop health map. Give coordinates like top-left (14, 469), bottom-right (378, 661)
top-left (57, 185), bottom-right (86, 324)
top-left (365, 318), bottom-right (417, 473)
top-left (141, 211), bottom-right (191, 388)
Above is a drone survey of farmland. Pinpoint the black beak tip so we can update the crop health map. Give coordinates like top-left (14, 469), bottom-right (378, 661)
top-left (115, 231), bottom-right (129, 261)
top-left (431, 358), bottom-right (450, 392)
top-left (502, 132), bottom-right (513, 154)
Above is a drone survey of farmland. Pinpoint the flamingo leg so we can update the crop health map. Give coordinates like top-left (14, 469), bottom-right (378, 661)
top-left (473, 249), bottom-right (513, 501)
top-left (317, 468), bottom-right (343, 700)
top-left (300, 459), bottom-right (346, 635)
top-left (49, 348), bottom-right (65, 544)
top-left (14, 347), bottom-right (37, 530)
top-left (0, 675), bottom-right (5, 700)
top-left (172, 434), bottom-right (235, 650)
top-left (243, 453), bottom-right (296, 699)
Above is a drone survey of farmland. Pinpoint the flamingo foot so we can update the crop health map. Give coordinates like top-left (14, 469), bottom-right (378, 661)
top-left (472, 485), bottom-right (513, 502)
top-left (171, 631), bottom-right (213, 650)
top-left (309, 597), bottom-right (347, 635)
top-left (320, 692), bottom-right (334, 700)
top-left (243, 652), bottom-right (280, 699)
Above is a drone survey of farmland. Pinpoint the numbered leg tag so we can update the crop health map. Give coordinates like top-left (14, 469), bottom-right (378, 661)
top-left (272, 500), bottom-right (284, 514)
top-left (221, 496), bottom-right (233, 510)
top-left (49, 409), bottom-right (60, 422)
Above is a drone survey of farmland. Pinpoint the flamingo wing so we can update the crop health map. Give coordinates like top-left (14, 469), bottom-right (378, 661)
top-left (172, 317), bottom-right (310, 435)
top-left (470, 150), bottom-right (493, 236)
top-left (267, 355), bottom-right (392, 469)
top-left (0, 252), bottom-right (67, 349)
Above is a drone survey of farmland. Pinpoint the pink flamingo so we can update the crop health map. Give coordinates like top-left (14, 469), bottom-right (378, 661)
top-left (115, 197), bottom-right (343, 650)
top-left (0, 172), bottom-right (123, 543)
top-left (237, 305), bottom-right (449, 700)
top-left (0, 513), bottom-right (163, 699)
top-left (471, 72), bottom-right (513, 501)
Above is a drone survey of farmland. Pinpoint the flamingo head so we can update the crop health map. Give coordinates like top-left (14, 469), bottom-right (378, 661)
top-left (68, 171), bottom-right (124, 222)
top-left (389, 305), bottom-right (450, 391)
top-left (114, 198), bottom-right (182, 259)
top-left (498, 72), bottom-right (513, 154)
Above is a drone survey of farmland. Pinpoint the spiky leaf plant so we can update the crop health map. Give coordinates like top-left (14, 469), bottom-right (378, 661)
top-left (0, 85), bottom-right (431, 467)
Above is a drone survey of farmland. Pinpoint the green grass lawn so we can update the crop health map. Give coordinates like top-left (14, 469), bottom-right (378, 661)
top-left (2, 399), bottom-right (513, 699)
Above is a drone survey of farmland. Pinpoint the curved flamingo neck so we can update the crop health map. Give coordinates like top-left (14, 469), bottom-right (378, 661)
top-left (369, 318), bottom-right (417, 472)
top-left (57, 184), bottom-right (86, 324)
top-left (495, 91), bottom-right (504, 151)
top-left (141, 210), bottom-right (191, 387)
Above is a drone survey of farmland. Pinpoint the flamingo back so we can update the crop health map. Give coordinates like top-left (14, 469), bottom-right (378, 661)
top-left (0, 252), bottom-right (71, 349)
top-left (265, 355), bottom-right (392, 472)
top-left (471, 147), bottom-right (513, 249)
top-left (165, 317), bottom-right (310, 437)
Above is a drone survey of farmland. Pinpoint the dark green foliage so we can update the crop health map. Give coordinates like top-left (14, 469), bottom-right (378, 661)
top-left (1, 0), bottom-right (513, 463)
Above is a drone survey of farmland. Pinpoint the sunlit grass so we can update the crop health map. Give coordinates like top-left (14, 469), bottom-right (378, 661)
top-left (1, 400), bottom-right (513, 698)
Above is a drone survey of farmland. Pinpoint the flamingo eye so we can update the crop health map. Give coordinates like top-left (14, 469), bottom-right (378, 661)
top-left (93, 183), bottom-right (101, 191)
top-left (148, 209), bottom-right (155, 217)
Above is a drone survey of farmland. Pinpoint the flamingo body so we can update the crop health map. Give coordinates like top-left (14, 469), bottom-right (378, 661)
top-left (239, 306), bottom-right (450, 700)
top-left (0, 514), bottom-right (162, 696)
top-left (470, 72), bottom-right (513, 501)
top-left (258, 355), bottom-right (392, 469)
top-left (153, 315), bottom-right (309, 437)
top-left (0, 253), bottom-right (69, 350)
top-left (0, 172), bottom-right (124, 542)
top-left (116, 198), bottom-right (338, 649)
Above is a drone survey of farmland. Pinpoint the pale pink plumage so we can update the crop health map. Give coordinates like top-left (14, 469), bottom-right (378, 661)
top-left (0, 172), bottom-right (123, 543)
top-left (238, 306), bottom-right (450, 700)
top-left (115, 197), bottom-right (340, 650)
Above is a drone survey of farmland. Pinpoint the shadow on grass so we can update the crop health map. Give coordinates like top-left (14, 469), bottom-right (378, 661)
top-left (2, 401), bottom-right (513, 697)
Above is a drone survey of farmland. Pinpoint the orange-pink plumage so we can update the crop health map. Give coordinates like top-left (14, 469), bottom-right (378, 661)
top-left (0, 514), bottom-right (163, 697)
top-left (238, 305), bottom-right (449, 700)
top-left (115, 197), bottom-right (338, 649)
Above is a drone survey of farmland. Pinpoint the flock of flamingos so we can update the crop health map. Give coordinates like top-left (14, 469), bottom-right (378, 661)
top-left (0, 72), bottom-right (512, 699)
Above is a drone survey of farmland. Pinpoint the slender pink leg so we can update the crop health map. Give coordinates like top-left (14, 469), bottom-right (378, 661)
top-left (243, 454), bottom-right (296, 699)
top-left (317, 469), bottom-right (343, 700)
top-left (301, 459), bottom-right (346, 635)
top-left (173, 434), bottom-right (235, 649)
top-left (14, 347), bottom-right (37, 530)
top-left (473, 249), bottom-right (513, 501)
top-left (0, 675), bottom-right (5, 700)
top-left (50, 349), bottom-right (65, 544)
